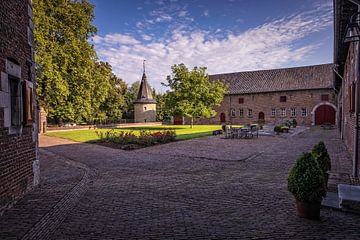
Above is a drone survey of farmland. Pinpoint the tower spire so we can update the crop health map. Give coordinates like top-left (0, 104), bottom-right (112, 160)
top-left (143, 59), bottom-right (146, 74)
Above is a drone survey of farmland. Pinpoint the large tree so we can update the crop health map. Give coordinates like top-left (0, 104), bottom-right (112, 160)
top-left (34, 0), bottom-right (127, 124)
top-left (164, 64), bottom-right (228, 128)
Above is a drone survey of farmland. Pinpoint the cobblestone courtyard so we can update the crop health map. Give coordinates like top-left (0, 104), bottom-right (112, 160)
top-left (1, 127), bottom-right (359, 239)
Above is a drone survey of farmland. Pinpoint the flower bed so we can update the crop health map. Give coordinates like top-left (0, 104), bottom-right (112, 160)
top-left (95, 129), bottom-right (176, 150)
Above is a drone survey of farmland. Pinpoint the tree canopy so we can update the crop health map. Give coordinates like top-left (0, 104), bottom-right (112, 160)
top-left (33, 0), bottom-right (128, 124)
top-left (164, 64), bottom-right (228, 127)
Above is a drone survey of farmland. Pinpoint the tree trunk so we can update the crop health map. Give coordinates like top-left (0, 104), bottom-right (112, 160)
top-left (190, 117), bottom-right (193, 128)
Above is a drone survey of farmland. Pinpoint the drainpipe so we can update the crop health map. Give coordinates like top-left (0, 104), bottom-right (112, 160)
top-left (353, 40), bottom-right (359, 178)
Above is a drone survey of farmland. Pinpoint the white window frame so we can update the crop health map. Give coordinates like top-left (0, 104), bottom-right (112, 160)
top-left (271, 108), bottom-right (276, 117)
top-left (301, 108), bottom-right (307, 117)
top-left (231, 108), bottom-right (236, 117)
top-left (239, 108), bottom-right (244, 118)
top-left (281, 108), bottom-right (286, 117)
top-left (248, 109), bottom-right (253, 118)
top-left (290, 108), bottom-right (296, 117)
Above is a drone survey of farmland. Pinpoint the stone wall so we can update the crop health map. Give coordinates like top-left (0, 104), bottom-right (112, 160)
top-left (0, 0), bottom-right (38, 214)
top-left (134, 103), bottom-right (157, 123)
top-left (192, 88), bottom-right (336, 126)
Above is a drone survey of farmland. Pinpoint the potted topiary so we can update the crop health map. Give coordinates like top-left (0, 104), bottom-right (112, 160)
top-left (281, 126), bottom-right (289, 133)
top-left (274, 125), bottom-right (282, 135)
top-left (312, 141), bottom-right (331, 186)
top-left (292, 119), bottom-right (297, 128)
top-left (288, 152), bottom-right (326, 220)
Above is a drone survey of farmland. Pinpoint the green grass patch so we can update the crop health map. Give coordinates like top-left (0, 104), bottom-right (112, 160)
top-left (46, 125), bottom-right (243, 142)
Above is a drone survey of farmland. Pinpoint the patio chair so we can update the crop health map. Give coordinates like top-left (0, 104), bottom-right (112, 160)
top-left (224, 125), bottom-right (233, 139)
top-left (250, 125), bottom-right (259, 138)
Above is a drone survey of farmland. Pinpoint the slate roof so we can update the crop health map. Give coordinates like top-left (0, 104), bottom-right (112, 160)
top-left (209, 64), bottom-right (334, 95)
top-left (135, 72), bottom-right (157, 104)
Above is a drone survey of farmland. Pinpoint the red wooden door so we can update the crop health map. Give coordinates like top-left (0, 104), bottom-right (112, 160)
top-left (220, 113), bottom-right (226, 123)
top-left (315, 105), bottom-right (335, 125)
top-left (173, 116), bottom-right (183, 125)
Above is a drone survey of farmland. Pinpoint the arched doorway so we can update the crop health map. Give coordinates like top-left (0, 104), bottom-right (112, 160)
top-left (315, 105), bottom-right (336, 125)
top-left (258, 112), bottom-right (265, 123)
top-left (220, 112), bottom-right (226, 123)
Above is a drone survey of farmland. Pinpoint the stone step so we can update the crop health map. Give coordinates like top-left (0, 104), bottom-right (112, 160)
top-left (321, 192), bottom-right (340, 209)
top-left (338, 184), bottom-right (360, 214)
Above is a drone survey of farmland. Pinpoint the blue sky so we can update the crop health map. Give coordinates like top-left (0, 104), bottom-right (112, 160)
top-left (89, 0), bottom-right (333, 92)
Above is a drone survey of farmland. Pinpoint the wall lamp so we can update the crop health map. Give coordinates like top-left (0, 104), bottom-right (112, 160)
top-left (344, 12), bottom-right (360, 43)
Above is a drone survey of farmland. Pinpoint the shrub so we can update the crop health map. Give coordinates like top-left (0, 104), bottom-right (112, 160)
top-left (274, 125), bottom-right (282, 133)
top-left (281, 126), bottom-right (289, 133)
top-left (312, 141), bottom-right (331, 173)
top-left (288, 152), bottom-right (326, 203)
top-left (292, 119), bottom-right (297, 126)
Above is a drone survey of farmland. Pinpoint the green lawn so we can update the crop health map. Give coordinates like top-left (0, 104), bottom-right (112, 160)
top-left (46, 125), bottom-right (243, 142)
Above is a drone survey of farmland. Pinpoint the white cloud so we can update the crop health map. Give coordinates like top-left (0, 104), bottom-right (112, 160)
top-left (178, 10), bottom-right (187, 17)
top-left (92, 34), bottom-right (140, 45)
top-left (142, 34), bottom-right (152, 41)
top-left (203, 10), bottom-right (209, 17)
top-left (155, 14), bottom-right (172, 22)
top-left (93, 7), bottom-right (332, 92)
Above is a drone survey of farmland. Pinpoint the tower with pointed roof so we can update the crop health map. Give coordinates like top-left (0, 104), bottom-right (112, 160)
top-left (134, 61), bottom-right (157, 123)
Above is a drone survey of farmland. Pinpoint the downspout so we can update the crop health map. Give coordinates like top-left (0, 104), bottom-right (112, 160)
top-left (333, 65), bottom-right (345, 139)
top-left (353, 41), bottom-right (359, 177)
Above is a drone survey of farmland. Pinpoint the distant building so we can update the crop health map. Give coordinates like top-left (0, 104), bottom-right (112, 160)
top-left (134, 63), bottom-right (157, 123)
top-left (0, 0), bottom-right (39, 214)
top-left (191, 64), bottom-right (336, 126)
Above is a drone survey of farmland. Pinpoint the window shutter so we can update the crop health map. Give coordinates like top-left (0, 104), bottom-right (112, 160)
top-left (349, 83), bottom-right (355, 113)
top-left (23, 80), bottom-right (34, 125)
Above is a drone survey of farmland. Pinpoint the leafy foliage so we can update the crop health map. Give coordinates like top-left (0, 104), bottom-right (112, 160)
top-left (312, 141), bottom-right (331, 173)
top-left (95, 129), bottom-right (176, 147)
top-left (33, 0), bottom-right (128, 124)
top-left (288, 152), bottom-right (326, 202)
top-left (163, 64), bottom-right (228, 127)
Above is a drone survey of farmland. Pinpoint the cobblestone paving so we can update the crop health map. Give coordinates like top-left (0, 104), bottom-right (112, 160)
top-left (1, 127), bottom-right (360, 239)
top-left (0, 150), bottom-right (84, 239)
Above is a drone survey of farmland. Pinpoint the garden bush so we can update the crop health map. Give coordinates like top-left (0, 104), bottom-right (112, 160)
top-left (312, 141), bottom-right (331, 173)
top-left (274, 125), bottom-right (282, 133)
top-left (288, 152), bottom-right (326, 202)
top-left (95, 129), bottom-right (176, 147)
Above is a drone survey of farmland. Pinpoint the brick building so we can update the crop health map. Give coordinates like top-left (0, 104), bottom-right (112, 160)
top-left (134, 65), bottom-right (157, 123)
top-left (192, 64), bottom-right (336, 126)
top-left (334, 0), bottom-right (360, 177)
top-left (0, 0), bottom-right (39, 214)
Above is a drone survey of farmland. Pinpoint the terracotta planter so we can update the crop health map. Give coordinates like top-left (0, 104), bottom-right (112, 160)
top-left (295, 200), bottom-right (321, 220)
top-left (324, 172), bottom-right (329, 187)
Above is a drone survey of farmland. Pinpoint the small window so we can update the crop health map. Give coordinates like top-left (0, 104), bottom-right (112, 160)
top-left (281, 108), bottom-right (286, 117)
top-left (301, 108), bottom-right (307, 117)
top-left (271, 108), bottom-right (276, 117)
top-left (9, 76), bottom-right (23, 127)
top-left (238, 98), bottom-right (244, 104)
top-left (231, 108), bottom-right (236, 117)
top-left (290, 108), bottom-right (296, 117)
top-left (280, 96), bottom-right (287, 102)
top-left (321, 94), bottom-right (329, 101)
top-left (239, 109), bottom-right (244, 118)
top-left (248, 109), bottom-right (253, 118)
top-left (144, 106), bottom-right (147, 111)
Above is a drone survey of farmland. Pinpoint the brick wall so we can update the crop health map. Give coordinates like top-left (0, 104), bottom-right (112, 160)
top-left (340, 42), bottom-right (360, 175)
top-left (0, 0), bottom-right (38, 214)
top-left (192, 88), bottom-right (336, 126)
